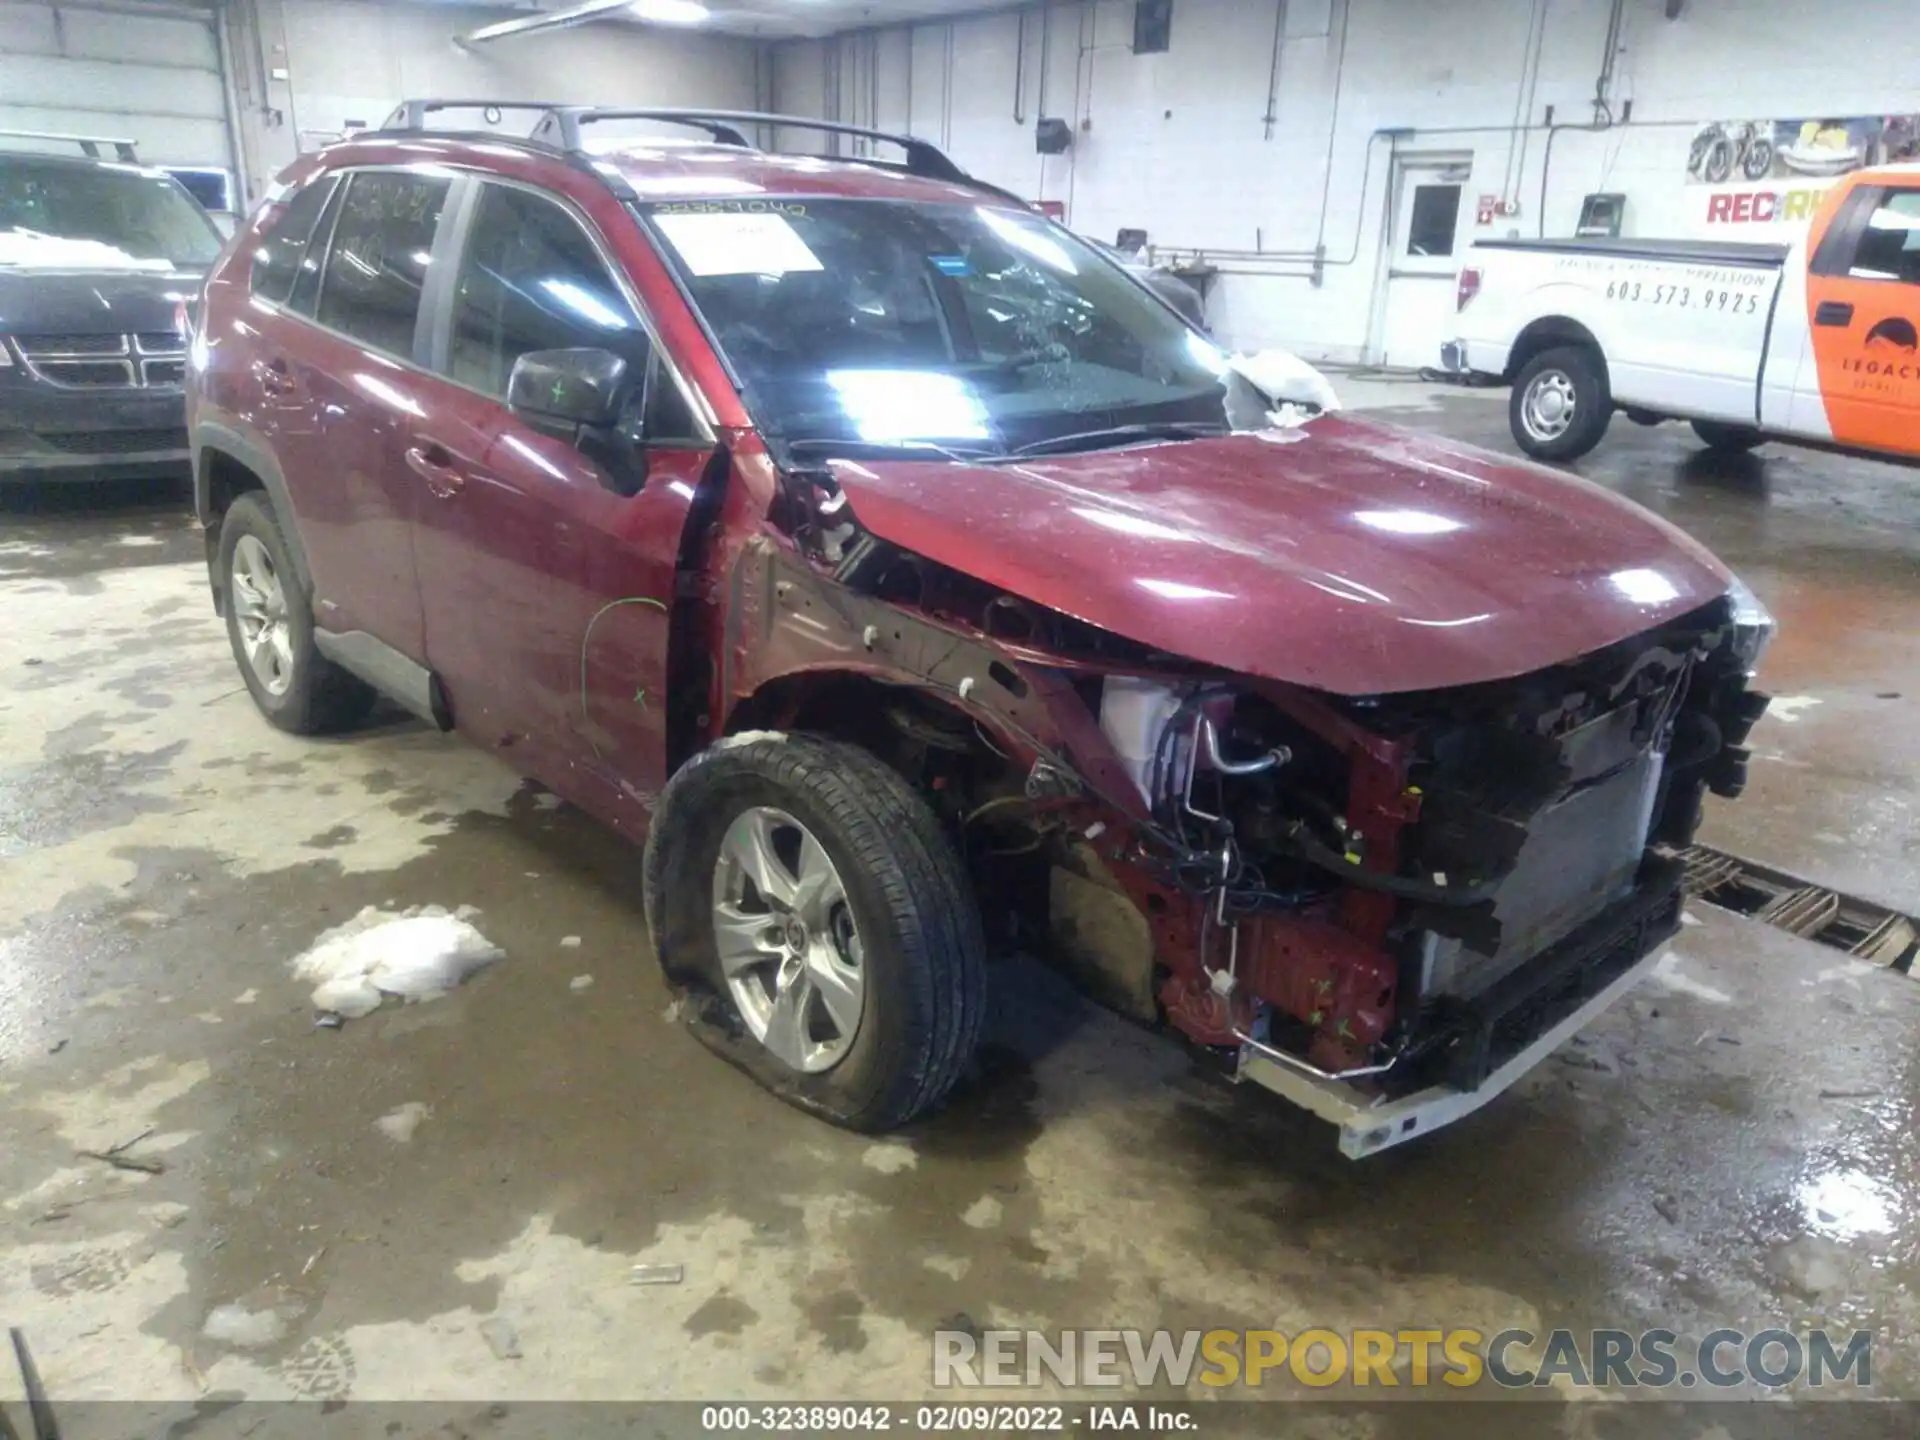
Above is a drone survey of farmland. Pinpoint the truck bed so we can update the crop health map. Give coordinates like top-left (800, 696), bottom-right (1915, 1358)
top-left (1472, 236), bottom-right (1790, 269)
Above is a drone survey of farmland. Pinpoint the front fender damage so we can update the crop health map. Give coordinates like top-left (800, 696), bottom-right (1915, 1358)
top-left (685, 468), bottom-right (1768, 1155)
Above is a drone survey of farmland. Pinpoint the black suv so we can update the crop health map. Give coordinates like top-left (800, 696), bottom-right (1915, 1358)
top-left (0, 133), bottom-right (222, 483)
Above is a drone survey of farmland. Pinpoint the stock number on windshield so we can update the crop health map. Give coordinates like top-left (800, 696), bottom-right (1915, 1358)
top-left (1604, 278), bottom-right (1762, 314)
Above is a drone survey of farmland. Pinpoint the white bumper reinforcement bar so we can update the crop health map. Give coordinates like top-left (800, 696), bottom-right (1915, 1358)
top-left (1236, 942), bottom-right (1670, 1159)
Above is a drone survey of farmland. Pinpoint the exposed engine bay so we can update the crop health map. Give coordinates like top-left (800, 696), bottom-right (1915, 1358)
top-left (719, 459), bottom-right (1773, 1154)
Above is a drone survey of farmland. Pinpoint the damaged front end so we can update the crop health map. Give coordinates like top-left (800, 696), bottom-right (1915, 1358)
top-left (717, 456), bottom-right (1772, 1158)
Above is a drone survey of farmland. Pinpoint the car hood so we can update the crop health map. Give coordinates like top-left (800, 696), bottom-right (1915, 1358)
top-left (827, 416), bottom-right (1734, 695)
top-left (0, 265), bottom-right (203, 335)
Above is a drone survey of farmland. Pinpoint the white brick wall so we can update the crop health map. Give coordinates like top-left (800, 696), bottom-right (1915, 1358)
top-left (773, 0), bottom-right (1920, 362)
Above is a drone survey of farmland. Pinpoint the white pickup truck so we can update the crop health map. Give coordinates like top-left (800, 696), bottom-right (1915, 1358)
top-left (1445, 162), bottom-right (1920, 465)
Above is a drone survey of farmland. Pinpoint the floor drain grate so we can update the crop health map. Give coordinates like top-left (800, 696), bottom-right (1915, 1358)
top-left (1684, 846), bottom-right (1918, 969)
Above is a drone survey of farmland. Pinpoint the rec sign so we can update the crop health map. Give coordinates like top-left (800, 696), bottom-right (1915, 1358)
top-left (1705, 184), bottom-right (1835, 225)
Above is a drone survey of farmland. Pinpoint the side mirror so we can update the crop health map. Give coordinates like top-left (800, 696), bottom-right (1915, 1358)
top-left (506, 347), bottom-right (630, 428)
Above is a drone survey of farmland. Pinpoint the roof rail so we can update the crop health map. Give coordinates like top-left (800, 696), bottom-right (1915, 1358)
top-left (0, 127), bottom-right (138, 162)
top-left (377, 99), bottom-right (569, 139)
top-left (376, 99), bottom-right (985, 191)
top-left (539, 108), bottom-right (972, 185)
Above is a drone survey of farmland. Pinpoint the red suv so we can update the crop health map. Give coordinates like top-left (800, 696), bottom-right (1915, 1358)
top-left (189, 101), bottom-right (1772, 1156)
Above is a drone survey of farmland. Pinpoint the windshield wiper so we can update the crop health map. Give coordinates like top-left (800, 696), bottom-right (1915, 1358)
top-left (784, 437), bottom-right (1004, 464)
top-left (1009, 421), bottom-right (1229, 459)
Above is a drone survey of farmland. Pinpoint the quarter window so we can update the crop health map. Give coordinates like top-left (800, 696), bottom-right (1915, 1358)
top-left (287, 180), bottom-right (344, 317)
top-left (314, 171), bottom-right (450, 357)
top-left (446, 184), bottom-right (642, 397)
top-left (249, 174), bottom-right (337, 303)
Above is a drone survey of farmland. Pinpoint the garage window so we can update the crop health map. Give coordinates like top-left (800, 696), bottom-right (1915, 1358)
top-left (314, 171), bottom-right (450, 359)
top-left (1406, 184), bottom-right (1462, 258)
top-left (250, 174), bottom-right (337, 304)
top-left (1133, 0), bottom-right (1173, 54)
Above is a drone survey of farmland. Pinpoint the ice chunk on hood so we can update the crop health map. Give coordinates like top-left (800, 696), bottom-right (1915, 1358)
top-left (1229, 348), bottom-right (1342, 419)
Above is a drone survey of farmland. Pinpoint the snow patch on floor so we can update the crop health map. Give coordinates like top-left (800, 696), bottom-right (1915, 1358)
top-left (862, 1141), bottom-right (917, 1175)
top-left (376, 1102), bottom-right (431, 1143)
top-left (202, 1302), bottom-right (287, 1348)
top-left (1650, 950), bottom-right (1733, 1005)
top-left (1768, 695), bottom-right (1823, 723)
top-left (292, 906), bottom-right (504, 1018)
top-left (961, 1195), bottom-right (1004, 1229)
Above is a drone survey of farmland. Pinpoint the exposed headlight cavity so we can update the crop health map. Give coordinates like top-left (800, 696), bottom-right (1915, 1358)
top-left (1726, 574), bottom-right (1776, 674)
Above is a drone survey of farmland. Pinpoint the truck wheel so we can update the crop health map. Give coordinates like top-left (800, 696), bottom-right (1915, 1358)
top-left (219, 492), bottom-right (374, 735)
top-left (1511, 347), bottom-right (1612, 462)
top-left (643, 733), bottom-right (987, 1132)
top-left (1691, 420), bottom-right (1765, 453)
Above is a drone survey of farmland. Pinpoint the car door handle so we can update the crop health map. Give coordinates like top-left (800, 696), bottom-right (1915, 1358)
top-left (256, 357), bottom-right (297, 397)
top-left (1814, 300), bottom-right (1855, 327)
top-left (406, 441), bottom-right (468, 498)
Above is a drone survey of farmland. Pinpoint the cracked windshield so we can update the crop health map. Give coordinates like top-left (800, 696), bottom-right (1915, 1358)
top-left (644, 199), bottom-right (1254, 456)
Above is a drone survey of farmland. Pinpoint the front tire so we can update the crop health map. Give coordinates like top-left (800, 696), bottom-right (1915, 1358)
top-left (643, 733), bottom-right (987, 1131)
top-left (219, 492), bottom-right (374, 734)
top-left (1511, 346), bottom-right (1612, 461)
top-left (1691, 419), bottom-right (1765, 453)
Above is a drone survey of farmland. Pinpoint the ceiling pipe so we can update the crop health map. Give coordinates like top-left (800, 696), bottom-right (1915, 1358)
top-left (464, 0), bottom-right (634, 45)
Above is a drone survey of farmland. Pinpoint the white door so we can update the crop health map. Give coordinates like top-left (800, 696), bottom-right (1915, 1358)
top-left (0, 0), bottom-right (232, 173)
top-left (1375, 157), bottom-right (1471, 369)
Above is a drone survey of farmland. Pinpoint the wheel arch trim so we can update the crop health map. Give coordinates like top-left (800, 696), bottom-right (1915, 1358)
top-left (1505, 315), bottom-right (1607, 384)
top-left (193, 412), bottom-right (314, 598)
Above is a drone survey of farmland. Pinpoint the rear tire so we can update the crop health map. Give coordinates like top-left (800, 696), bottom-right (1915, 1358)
top-left (219, 492), bottom-right (374, 735)
top-left (643, 733), bottom-right (987, 1132)
top-left (1510, 346), bottom-right (1612, 462)
top-left (1691, 419), bottom-right (1765, 453)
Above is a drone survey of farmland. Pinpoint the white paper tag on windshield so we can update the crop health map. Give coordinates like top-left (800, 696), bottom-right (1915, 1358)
top-left (653, 212), bottom-right (825, 278)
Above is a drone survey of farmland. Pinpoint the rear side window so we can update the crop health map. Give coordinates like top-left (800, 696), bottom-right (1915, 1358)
top-left (249, 174), bottom-right (337, 303)
top-left (315, 171), bottom-right (450, 357)
top-left (1845, 189), bottom-right (1920, 286)
top-left (446, 183), bottom-right (641, 396)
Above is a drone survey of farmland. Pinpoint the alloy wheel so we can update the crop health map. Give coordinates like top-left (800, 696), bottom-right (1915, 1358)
top-left (710, 806), bottom-right (866, 1073)
top-left (230, 534), bottom-right (294, 696)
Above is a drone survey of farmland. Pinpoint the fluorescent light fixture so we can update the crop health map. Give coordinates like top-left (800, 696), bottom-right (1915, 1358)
top-left (630, 0), bottom-right (708, 21)
top-left (827, 369), bottom-right (990, 442)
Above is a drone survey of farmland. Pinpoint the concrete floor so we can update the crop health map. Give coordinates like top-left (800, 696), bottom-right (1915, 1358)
top-left (2, 385), bottom-right (1917, 1429)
